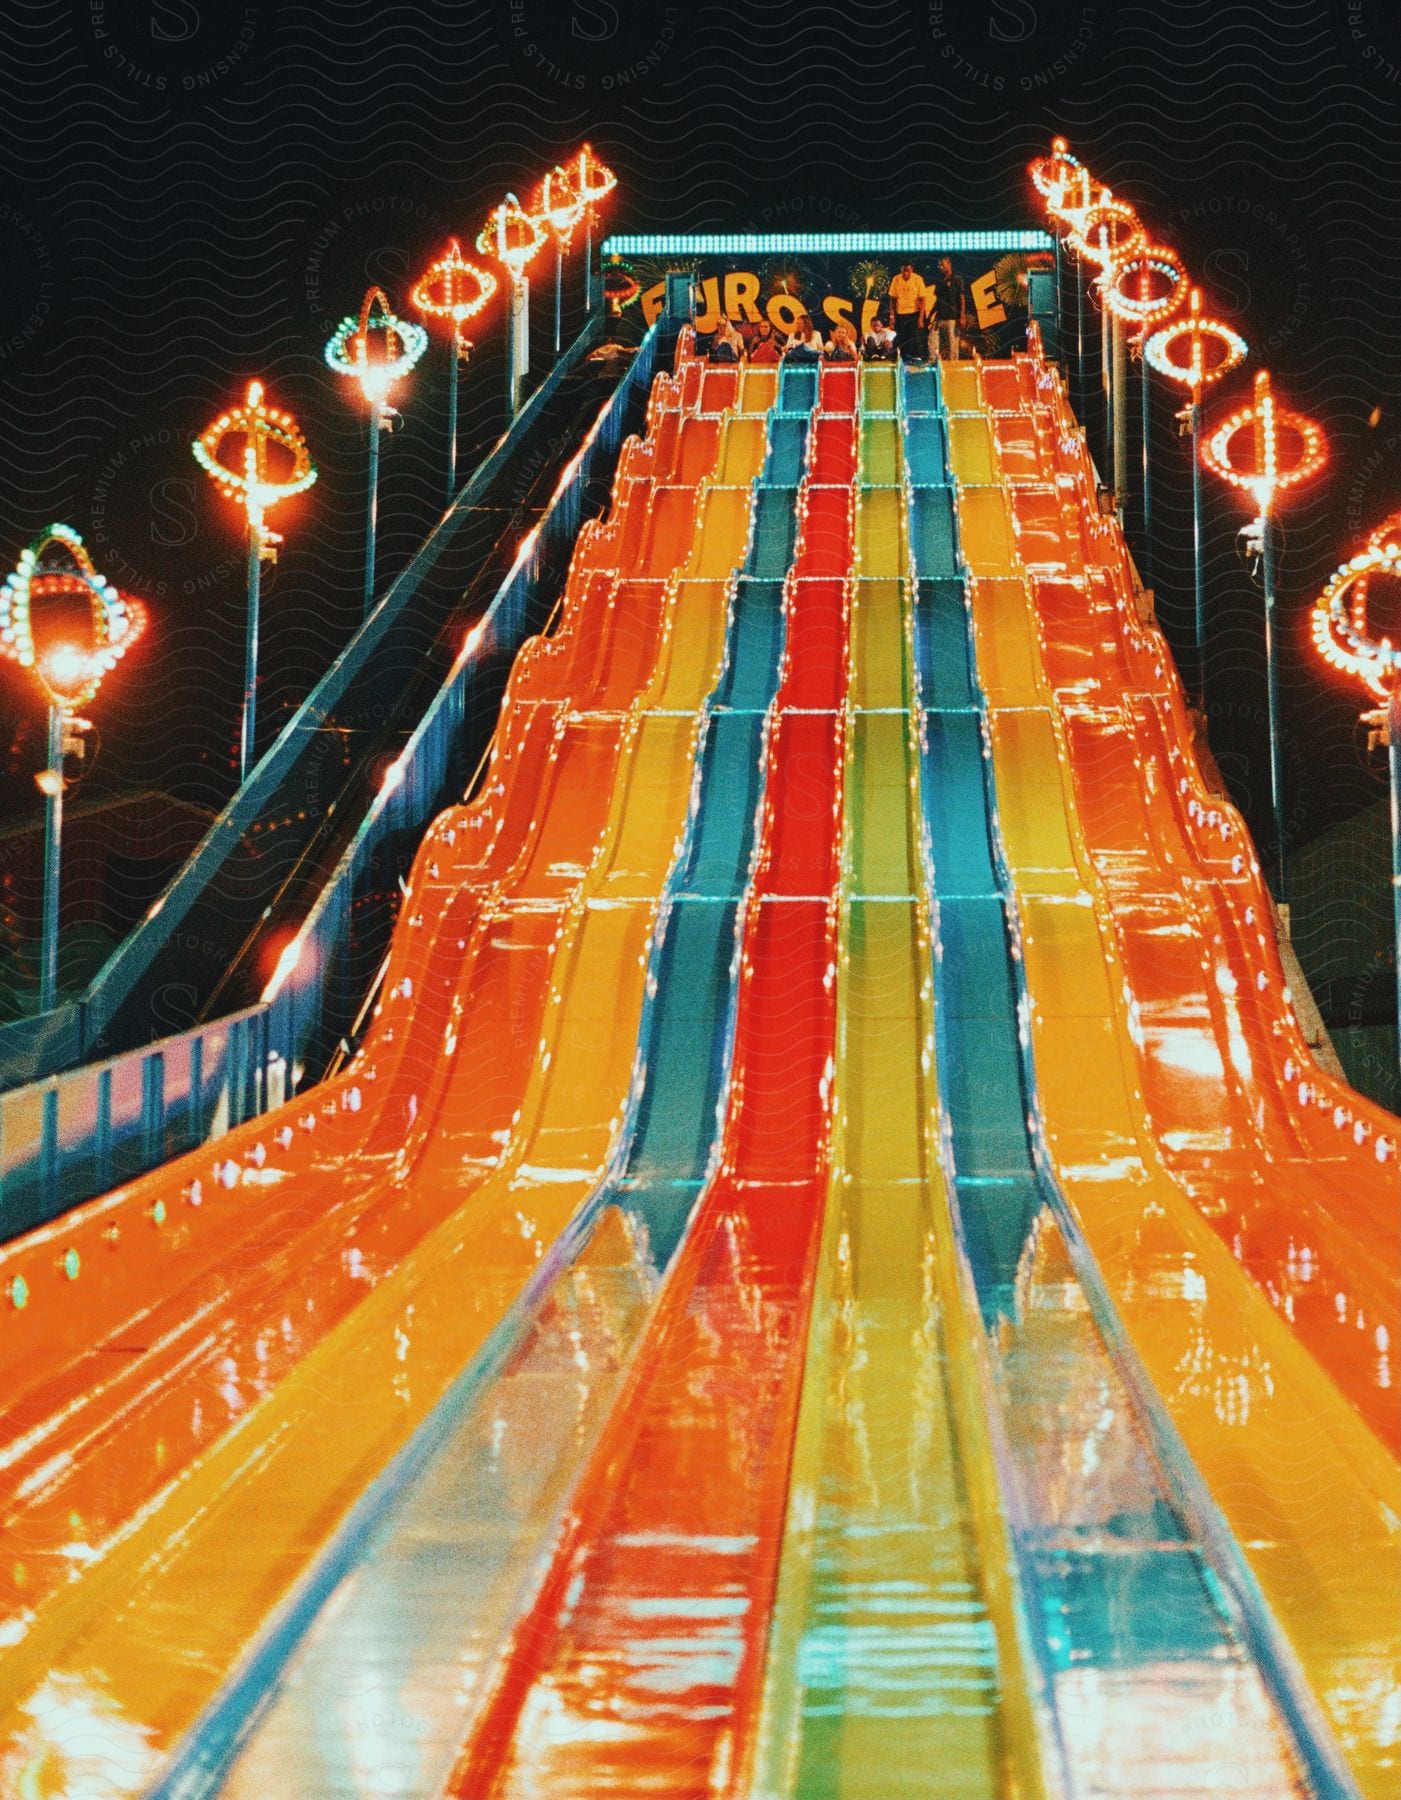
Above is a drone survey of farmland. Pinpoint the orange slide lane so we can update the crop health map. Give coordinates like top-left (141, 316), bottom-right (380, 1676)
top-left (0, 362), bottom-right (769, 1792)
top-left (948, 354), bottom-right (1400, 1796)
top-left (950, 352), bottom-right (1399, 1444)
top-left (443, 442), bottom-right (855, 1798)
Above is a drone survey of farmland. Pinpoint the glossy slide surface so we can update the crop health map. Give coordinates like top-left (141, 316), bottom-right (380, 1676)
top-left (747, 415), bottom-right (1035, 1799)
top-left (442, 401), bottom-right (854, 1800)
top-left (0, 364), bottom-right (769, 1793)
top-left (2, 328), bottom-right (1397, 1800)
top-left (947, 355), bottom-right (1400, 1797)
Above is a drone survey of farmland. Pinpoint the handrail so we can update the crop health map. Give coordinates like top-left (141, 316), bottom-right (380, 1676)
top-left (0, 317), bottom-right (605, 1091)
top-left (0, 322), bottom-right (670, 1238)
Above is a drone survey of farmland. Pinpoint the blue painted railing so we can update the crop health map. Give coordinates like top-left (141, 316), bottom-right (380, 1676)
top-left (0, 322), bottom-right (669, 1240)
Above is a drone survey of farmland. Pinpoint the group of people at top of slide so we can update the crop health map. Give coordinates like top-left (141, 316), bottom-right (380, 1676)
top-left (697, 257), bottom-right (973, 365)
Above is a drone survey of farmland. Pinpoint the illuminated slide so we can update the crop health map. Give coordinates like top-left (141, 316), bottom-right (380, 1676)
top-left (936, 351), bottom-right (1400, 1798)
top-left (0, 330), bottom-right (1395, 1800)
top-left (0, 351), bottom-right (776, 1789)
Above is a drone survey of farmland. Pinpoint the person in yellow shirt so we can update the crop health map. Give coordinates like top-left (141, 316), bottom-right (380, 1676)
top-left (888, 261), bottom-right (926, 361)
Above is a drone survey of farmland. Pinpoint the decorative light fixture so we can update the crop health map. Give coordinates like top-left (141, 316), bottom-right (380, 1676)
top-left (193, 380), bottom-right (317, 781)
top-left (0, 525), bottom-right (147, 1009)
top-left (477, 195), bottom-right (547, 418)
top-left (569, 144), bottom-right (617, 315)
top-left (1201, 368), bottom-right (1327, 897)
top-left (1145, 287), bottom-right (1249, 696)
top-left (1029, 136), bottom-right (1084, 209)
top-left (1101, 244), bottom-right (1186, 330)
top-left (534, 165), bottom-right (586, 356)
top-left (1067, 192), bottom-right (1144, 269)
top-left (1201, 366), bottom-right (1326, 517)
top-left (1102, 244), bottom-right (1189, 585)
top-left (324, 286), bottom-right (427, 612)
top-left (1311, 519), bottom-right (1401, 1078)
top-left (411, 241), bottom-right (497, 503)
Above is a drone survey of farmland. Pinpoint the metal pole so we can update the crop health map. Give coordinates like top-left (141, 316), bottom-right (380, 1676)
top-left (1101, 297), bottom-right (1112, 474)
top-left (1075, 262), bottom-right (1084, 422)
top-left (585, 213), bottom-right (594, 314)
top-left (1260, 509), bottom-right (1287, 900)
top-left (1053, 232), bottom-right (1063, 366)
top-left (1389, 685), bottom-right (1401, 1085)
top-left (240, 523), bottom-right (261, 784)
top-left (1191, 394), bottom-right (1205, 702)
top-left (553, 238), bottom-right (563, 357)
top-left (508, 275), bottom-right (527, 418)
top-left (446, 333), bottom-right (459, 506)
top-left (1112, 315), bottom-right (1128, 511)
top-left (40, 702), bottom-right (62, 1011)
top-left (1140, 349), bottom-right (1152, 587)
top-left (364, 407), bottom-right (380, 616)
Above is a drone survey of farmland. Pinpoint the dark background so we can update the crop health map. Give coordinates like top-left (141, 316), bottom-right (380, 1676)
top-left (1, 0), bottom-right (1398, 1064)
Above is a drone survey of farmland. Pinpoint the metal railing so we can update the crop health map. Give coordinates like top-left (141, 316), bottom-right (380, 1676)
top-left (0, 323), bottom-right (669, 1240)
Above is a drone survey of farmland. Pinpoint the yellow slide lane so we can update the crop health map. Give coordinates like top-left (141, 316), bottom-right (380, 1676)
top-left (750, 422), bottom-right (1046, 1800)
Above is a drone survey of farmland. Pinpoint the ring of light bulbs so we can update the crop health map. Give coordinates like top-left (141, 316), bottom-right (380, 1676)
top-left (324, 285), bottom-right (429, 405)
top-left (410, 240), bottom-right (497, 330)
top-left (1313, 515), bottom-right (1401, 701)
top-left (1102, 244), bottom-right (1188, 329)
top-left (1067, 195), bottom-right (1145, 269)
top-left (1201, 368), bottom-right (1326, 515)
top-left (476, 195), bottom-right (546, 279)
top-left (0, 525), bottom-right (148, 711)
top-left (1143, 288), bottom-right (1248, 390)
top-left (1029, 137), bottom-right (1081, 206)
top-left (192, 379), bottom-right (318, 555)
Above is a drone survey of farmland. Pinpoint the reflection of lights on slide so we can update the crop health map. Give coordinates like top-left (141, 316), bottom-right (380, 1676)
top-left (1102, 245), bottom-right (1187, 329)
top-left (410, 240), bottom-right (497, 329)
top-left (193, 379), bottom-right (317, 554)
top-left (1201, 368), bottom-right (1326, 515)
top-left (1313, 536), bottom-right (1401, 702)
top-left (324, 285), bottom-right (428, 407)
top-left (1143, 287), bottom-right (1247, 391)
top-left (0, 524), bottom-right (148, 711)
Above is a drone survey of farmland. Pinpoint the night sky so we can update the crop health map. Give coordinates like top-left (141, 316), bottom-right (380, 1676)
top-left (1, 0), bottom-right (1399, 1000)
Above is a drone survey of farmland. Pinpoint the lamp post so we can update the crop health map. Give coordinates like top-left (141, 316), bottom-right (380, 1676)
top-left (1044, 160), bottom-right (1098, 445)
top-left (1068, 191), bottom-right (1144, 504)
top-left (1101, 245), bottom-right (1188, 586)
top-left (1144, 288), bottom-right (1248, 703)
top-left (477, 197), bottom-right (545, 421)
top-left (325, 286), bottom-right (428, 614)
top-left (193, 380), bottom-right (317, 783)
top-left (1312, 517), bottom-right (1401, 1078)
top-left (570, 144), bottom-right (618, 316)
top-left (1029, 137), bottom-right (1082, 377)
top-left (534, 166), bottom-right (585, 358)
top-left (0, 526), bottom-right (147, 1010)
top-left (411, 241), bottom-right (497, 505)
top-left (1201, 369), bottom-right (1327, 900)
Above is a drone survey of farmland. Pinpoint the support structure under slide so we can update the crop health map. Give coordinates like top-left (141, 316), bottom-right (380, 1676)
top-left (0, 332), bottom-right (1393, 1800)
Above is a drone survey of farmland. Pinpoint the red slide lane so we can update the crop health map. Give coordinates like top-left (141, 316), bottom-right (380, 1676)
top-left (444, 444), bottom-right (855, 1800)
